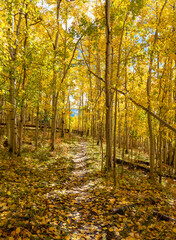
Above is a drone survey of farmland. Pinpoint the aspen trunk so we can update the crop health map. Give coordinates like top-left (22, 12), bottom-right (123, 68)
top-left (18, 8), bottom-right (28, 155)
top-left (118, 99), bottom-right (121, 149)
top-left (35, 105), bottom-right (39, 148)
top-left (61, 92), bottom-right (65, 138)
top-left (68, 96), bottom-right (71, 133)
top-left (147, 0), bottom-right (167, 178)
top-left (113, 89), bottom-right (117, 186)
top-left (159, 130), bottom-right (163, 183)
top-left (9, 73), bottom-right (17, 155)
top-left (51, 89), bottom-right (58, 150)
top-left (7, 114), bottom-right (10, 146)
top-left (173, 5), bottom-right (176, 174)
top-left (147, 46), bottom-right (155, 177)
top-left (105, 0), bottom-right (112, 169)
top-left (81, 88), bottom-right (84, 132)
top-left (8, 3), bottom-right (22, 154)
top-left (125, 57), bottom-right (128, 154)
top-left (51, 0), bottom-right (61, 150)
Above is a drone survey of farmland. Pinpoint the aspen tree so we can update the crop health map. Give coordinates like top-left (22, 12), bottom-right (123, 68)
top-left (105, 0), bottom-right (112, 169)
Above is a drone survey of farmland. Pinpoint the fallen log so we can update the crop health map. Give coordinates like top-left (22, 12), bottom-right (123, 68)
top-left (116, 158), bottom-right (176, 179)
top-left (111, 204), bottom-right (136, 215)
top-left (153, 211), bottom-right (176, 221)
top-left (0, 123), bottom-right (69, 133)
top-left (159, 173), bottom-right (176, 180)
top-left (111, 204), bottom-right (176, 222)
top-left (116, 158), bottom-right (150, 173)
top-left (136, 159), bottom-right (150, 166)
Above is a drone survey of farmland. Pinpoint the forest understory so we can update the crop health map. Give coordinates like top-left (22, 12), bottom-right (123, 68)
top-left (0, 132), bottom-right (176, 240)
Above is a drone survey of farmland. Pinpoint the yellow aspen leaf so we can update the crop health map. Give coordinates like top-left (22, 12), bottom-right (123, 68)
top-left (129, 232), bottom-right (135, 237)
top-left (0, 221), bottom-right (4, 227)
top-left (65, 236), bottom-right (70, 240)
top-left (9, 237), bottom-right (14, 240)
top-left (127, 237), bottom-right (136, 240)
top-left (55, 236), bottom-right (61, 239)
top-left (95, 234), bottom-right (101, 240)
top-left (121, 201), bottom-right (129, 204)
top-left (7, 191), bottom-right (11, 195)
top-left (109, 198), bottom-right (115, 204)
top-left (0, 203), bottom-right (6, 207)
top-left (170, 53), bottom-right (176, 60)
top-left (11, 231), bottom-right (17, 236)
top-left (67, 218), bottom-right (71, 224)
top-left (41, 217), bottom-right (46, 224)
top-left (109, 227), bottom-right (114, 232)
top-left (114, 227), bottom-right (120, 236)
top-left (16, 227), bottom-right (21, 234)
top-left (49, 227), bottom-right (55, 232)
top-left (173, 228), bottom-right (176, 233)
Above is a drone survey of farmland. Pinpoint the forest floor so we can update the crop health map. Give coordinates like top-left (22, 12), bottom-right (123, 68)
top-left (0, 133), bottom-right (176, 240)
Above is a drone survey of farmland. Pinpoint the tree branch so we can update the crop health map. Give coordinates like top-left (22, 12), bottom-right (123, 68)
top-left (80, 43), bottom-right (105, 83)
top-left (61, 36), bottom-right (82, 84)
top-left (116, 89), bottom-right (176, 133)
top-left (41, 23), bottom-right (55, 49)
top-left (29, 19), bottom-right (42, 26)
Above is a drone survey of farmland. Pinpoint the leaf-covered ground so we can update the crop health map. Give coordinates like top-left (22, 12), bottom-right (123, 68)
top-left (0, 134), bottom-right (176, 240)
